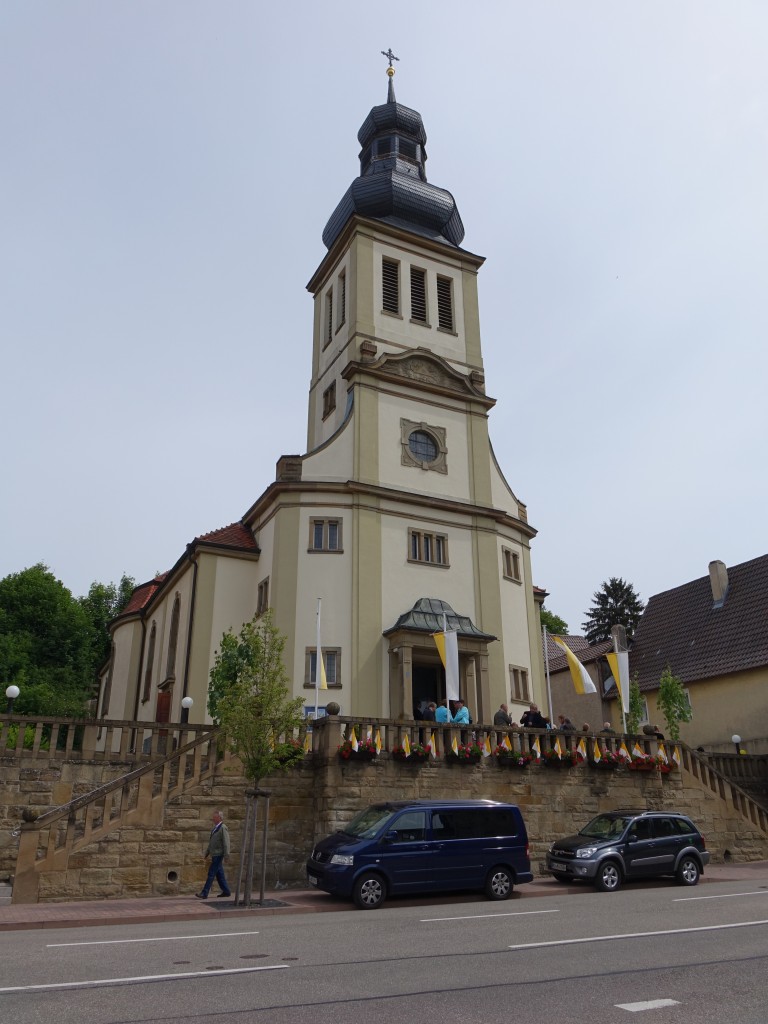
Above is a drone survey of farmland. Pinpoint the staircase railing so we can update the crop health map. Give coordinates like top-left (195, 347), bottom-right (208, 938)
top-left (12, 726), bottom-right (229, 904)
top-left (681, 745), bottom-right (768, 834)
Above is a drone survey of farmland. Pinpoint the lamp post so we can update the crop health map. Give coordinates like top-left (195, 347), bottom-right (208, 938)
top-left (5, 685), bottom-right (20, 714)
top-left (731, 733), bottom-right (742, 755)
top-left (181, 696), bottom-right (193, 724)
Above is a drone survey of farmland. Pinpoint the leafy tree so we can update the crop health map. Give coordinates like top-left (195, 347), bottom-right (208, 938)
top-left (626, 674), bottom-right (645, 735)
top-left (78, 574), bottom-right (135, 674)
top-left (540, 607), bottom-right (568, 635)
top-left (208, 611), bottom-right (306, 784)
top-left (656, 666), bottom-right (692, 741)
top-left (582, 577), bottom-right (644, 644)
top-left (0, 564), bottom-right (93, 716)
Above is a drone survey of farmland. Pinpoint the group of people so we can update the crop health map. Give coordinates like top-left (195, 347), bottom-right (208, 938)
top-left (415, 700), bottom-right (620, 735)
top-left (415, 699), bottom-right (472, 724)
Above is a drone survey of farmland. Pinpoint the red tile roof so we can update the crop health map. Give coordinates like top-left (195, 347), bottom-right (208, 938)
top-left (630, 554), bottom-right (768, 690)
top-left (118, 574), bottom-right (167, 616)
top-left (194, 522), bottom-right (257, 550)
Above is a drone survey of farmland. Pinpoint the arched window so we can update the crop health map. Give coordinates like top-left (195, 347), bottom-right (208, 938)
top-left (166, 595), bottom-right (181, 680)
top-left (142, 622), bottom-right (157, 703)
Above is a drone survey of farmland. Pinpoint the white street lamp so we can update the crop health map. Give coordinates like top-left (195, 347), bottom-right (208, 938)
top-left (731, 733), bottom-right (742, 755)
top-left (5, 684), bottom-right (20, 714)
top-left (181, 696), bottom-right (193, 724)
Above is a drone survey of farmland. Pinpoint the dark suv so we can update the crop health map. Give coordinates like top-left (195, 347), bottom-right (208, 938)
top-left (547, 809), bottom-right (709, 892)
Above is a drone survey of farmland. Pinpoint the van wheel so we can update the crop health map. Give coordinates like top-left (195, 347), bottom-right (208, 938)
top-left (676, 856), bottom-right (700, 886)
top-left (485, 866), bottom-right (513, 901)
top-left (594, 860), bottom-right (622, 892)
top-left (353, 873), bottom-right (386, 909)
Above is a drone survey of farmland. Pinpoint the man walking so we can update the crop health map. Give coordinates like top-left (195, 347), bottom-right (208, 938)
top-left (196, 810), bottom-right (231, 899)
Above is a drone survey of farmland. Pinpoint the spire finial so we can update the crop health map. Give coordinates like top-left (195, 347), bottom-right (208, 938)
top-left (381, 48), bottom-right (399, 103)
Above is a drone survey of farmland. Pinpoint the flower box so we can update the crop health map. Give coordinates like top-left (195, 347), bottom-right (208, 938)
top-left (541, 749), bottom-right (584, 768)
top-left (392, 743), bottom-right (431, 763)
top-left (494, 745), bottom-right (532, 768)
top-left (338, 738), bottom-right (377, 761)
top-left (445, 742), bottom-right (482, 764)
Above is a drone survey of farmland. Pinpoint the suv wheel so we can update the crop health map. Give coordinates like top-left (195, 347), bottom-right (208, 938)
top-left (353, 873), bottom-right (386, 909)
top-left (595, 860), bottom-right (622, 892)
top-left (485, 865), bottom-right (513, 900)
top-left (676, 856), bottom-right (700, 886)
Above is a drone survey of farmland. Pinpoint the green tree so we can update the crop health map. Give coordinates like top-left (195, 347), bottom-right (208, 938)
top-left (582, 577), bottom-right (644, 644)
top-left (208, 611), bottom-right (306, 784)
top-left (78, 574), bottom-right (135, 674)
top-left (0, 564), bottom-right (93, 715)
top-left (540, 607), bottom-right (568, 635)
top-left (656, 666), bottom-right (692, 741)
top-left (626, 674), bottom-right (645, 735)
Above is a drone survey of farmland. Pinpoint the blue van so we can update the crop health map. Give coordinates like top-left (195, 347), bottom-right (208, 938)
top-left (306, 799), bottom-right (532, 909)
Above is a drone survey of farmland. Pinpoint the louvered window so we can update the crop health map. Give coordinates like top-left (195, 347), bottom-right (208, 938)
top-left (338, 271), bottom-right (346, 328)
top-left (325, 289), bottom-right (333, 347)
top-left (436, 275), bottom-right (454, 331)
top-left (410, 267), bottom-right (427, 323)
top-left (382, 258), bottom-right (400, 314)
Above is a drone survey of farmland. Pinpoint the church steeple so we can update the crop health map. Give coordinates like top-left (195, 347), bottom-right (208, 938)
top-left (322, 60), bottom-right (465, 250)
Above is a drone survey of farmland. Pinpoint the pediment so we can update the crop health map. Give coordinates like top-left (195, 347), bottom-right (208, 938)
top-left (358, 348), bottom-right (492, 405)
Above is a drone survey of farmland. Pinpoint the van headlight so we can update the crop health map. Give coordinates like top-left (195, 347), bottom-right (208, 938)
top-left (576, 847), bottom-right (598, 859)
top-left (330, 854), bottom-right (354, 866)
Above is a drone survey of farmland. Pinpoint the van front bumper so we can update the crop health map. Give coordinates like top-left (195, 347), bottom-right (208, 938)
top-left (305, 858), bottom-right (354, 897)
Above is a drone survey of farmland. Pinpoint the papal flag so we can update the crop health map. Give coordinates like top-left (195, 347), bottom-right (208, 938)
top-left (672, 744), bottom-right (681, 766)
top-left (374, 729), bottom-right (382, 755)
top-left (552, 636), bottom-right (597, 694)
top-left (303, 732), bottom-right (312, 754)
top-left (402, 734), bottom-right (412, 758)
top-left (577, 737), bottom-right (587, 760)
top-left (657, 741), bottom-right (669, 764)
top-left (432, 614), bottom-right (460, 702)
top-left (482, 735), bottom-right (493, 758)
top-left (632, 742), bottom-right (644, 758)
top-left (429, 732), bottom-right (437, 758)
top-left (553, 736), bottom-right (563, 759)
top-left (315, 599), bottom-right (328, 690)
top-left (350, 726), bottom-right (358, 752)
top-left (531, 735), bottom-right (541, 759)
top-left (605, 650), bottom-right (630, 714)
top-left (502, 734), bottom-right (513, 752)
top-left (619, 741), bottom-right (631, 761)
top-left (366, 726), bottom-right (373, 742)
top-left (592, 738), bottom-right (602, 763)
top-left (451, 734), bottom-right (459, 756)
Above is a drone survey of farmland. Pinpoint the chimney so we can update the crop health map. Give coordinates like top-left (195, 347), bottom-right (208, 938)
top-left (708, 560), bottom-right (729, 609)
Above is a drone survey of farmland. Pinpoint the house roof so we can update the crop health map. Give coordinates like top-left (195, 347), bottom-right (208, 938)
top-left (119, 574), bottom-right (167, 616)
top-left (545, 635), bottom-right (612, 674)
top-left (194, 522), bottom-right (257, 551)
top-left (629, 553), bottom-right (768, 690)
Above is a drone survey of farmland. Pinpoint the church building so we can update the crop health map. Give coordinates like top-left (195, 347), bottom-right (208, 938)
top-left (100, 66), bottom-right (545, 728)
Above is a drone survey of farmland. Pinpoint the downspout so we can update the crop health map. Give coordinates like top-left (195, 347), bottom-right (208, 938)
top-left (181, 548), bottom-right (199, 704)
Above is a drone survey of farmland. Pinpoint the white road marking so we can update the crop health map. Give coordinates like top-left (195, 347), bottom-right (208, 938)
top-left (509, 918), bottom-right (768, 950)
top-left (0, 964), bottom-right (287, 994)
top-left (616, 999), bottom-right (680, 1012)
top-left (47, 929), bottom-right (259, 948)
top-left (421, 909), bottom-right (559, 923)
top-left (674, 890), bottom-right (768, 903)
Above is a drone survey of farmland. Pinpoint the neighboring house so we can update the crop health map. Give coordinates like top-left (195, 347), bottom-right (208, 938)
top-left (629, 556), bottom-right (768, 754)
top-left (544, 635), bottom-right (613, 729)
top-left (99, 71), bottom-right (546, 729)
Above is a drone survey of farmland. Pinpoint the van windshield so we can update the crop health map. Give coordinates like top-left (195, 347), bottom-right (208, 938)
top-left (579, 814), bottom-right (633, 839)
top-left (344, 805), bottom-right (397, 839)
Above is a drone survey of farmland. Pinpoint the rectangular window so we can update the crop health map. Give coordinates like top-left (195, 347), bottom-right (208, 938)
top-left (338, 271), bottom-right (346, 328)
top-left (306, 648), bottom-right (341, 687)
top-left (324, 289), bottom-right (333, 348)
top-left (509, 666), bottom-right (530, 703)
top-left (436, 275), bottom-right (454, 331)
top-left (408, 529), bottom-right (448, 566)
top-left (382, 257), bottom-right (400, 314)
top-left (257, 577), bottom-right (269, 617)
top-left (322, 381), bottom-right (336, 420)
top-left (503, 547), bottom-right (521, 582)
top-left (410, 266), bottom-right (427, 323)
top-left (310, 519), bottom-right (343, 552)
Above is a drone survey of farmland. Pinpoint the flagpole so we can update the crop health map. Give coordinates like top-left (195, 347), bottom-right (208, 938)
top-left (543, 625), bottom-right (554, 724)
top-left (442, 611), bottom-right (450, 716)
top-left (315, 598), bottom-right (321, 719)
top-left (612, 630), bottom-right (627, 734)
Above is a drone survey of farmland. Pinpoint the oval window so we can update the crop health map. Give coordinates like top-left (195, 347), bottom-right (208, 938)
top-left (408, 430), bottom-right (438, 463)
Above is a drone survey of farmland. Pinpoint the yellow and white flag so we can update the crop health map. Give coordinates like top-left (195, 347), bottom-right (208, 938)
top-left (632, 742), bottom-right (644, 758)
top-left (451, 735), bottom-right (459, 756)
top-left (592, 738), bottom-right (602, 763)
top-left (605, 650), bottom-right (630, 714)
top-left (576, 737), bottom-right (587, 760)
top-left (315, 599), bottom-right (328, 691)
top-left (502, 734), bottom-right (513, 752)
top-left (553, 736), bottom-right (563, 759)
top-left (402, 734), bottom-right (412, 758)
top-left (619, 741), bottom-right (631, 761)
top-left (531, 735), bottom-right (541, 759)
top-left (482, 735), bottom-right (493, 757)
top-left (303, 732), bottom-right (312, 754)
top-left (672, 744), bottom-right (681, 766)
top-left (350, 727), bottom-right (358, 752)
top-left (366, 726), bottom-right (373, 742)
top-left (374, 729), bottom-right (382, 755)
top-left (432, 614), bottom-right (460, 702)
top-left (429, 732), bottom-right (437, 758)
top-left (552, 635), bottom-right (597, 694)
top-left (657, 741), bottom-right (669, 764)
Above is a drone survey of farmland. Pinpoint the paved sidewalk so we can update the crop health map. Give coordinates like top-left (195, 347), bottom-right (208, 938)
top-left (1, 861), bottom-right (766, 932)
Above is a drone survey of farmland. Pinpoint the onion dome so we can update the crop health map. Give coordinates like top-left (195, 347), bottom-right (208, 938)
top-left (322, 68), bottom-right (465, 249)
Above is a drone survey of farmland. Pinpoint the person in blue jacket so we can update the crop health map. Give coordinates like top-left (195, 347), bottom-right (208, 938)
top-left (452, 699), bottom-right (471, 725)
top-left (434, 703), bottom-right (452, 723)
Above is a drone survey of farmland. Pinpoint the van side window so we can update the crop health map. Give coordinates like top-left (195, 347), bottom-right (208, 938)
top-left (388, 810), bottom-right (427, 843)
top-left (431, 808), bottom-right (518, 839)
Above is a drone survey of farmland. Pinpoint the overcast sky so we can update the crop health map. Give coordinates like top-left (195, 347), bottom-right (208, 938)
top-left (2, 2), bottom-right (766, 634)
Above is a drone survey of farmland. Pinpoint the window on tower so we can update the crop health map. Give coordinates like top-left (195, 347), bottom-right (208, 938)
top-left (337, 271), bottom-right (346, 329)
top-left (410, 267), bottom-right (428, 324)
top-left (382, 258), bottom-right (400, 315)
top-left (324, 288), bottom-right (333, 348)
top-left (322, 381), bottom-right (336, 420)
top-left (408, 529), bottom-right (449, 567)
top-left (436, 275), bottom-right (454, 332)
top-left (310, 518), bottom-right (343, 553)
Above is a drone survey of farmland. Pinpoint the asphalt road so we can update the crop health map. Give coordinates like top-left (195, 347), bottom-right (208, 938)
top-left (2, 876), bottom-right (768, 1024)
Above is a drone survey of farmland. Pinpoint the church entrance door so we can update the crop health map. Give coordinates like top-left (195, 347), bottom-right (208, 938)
top-left (412, 663), bottom-right (442, 719)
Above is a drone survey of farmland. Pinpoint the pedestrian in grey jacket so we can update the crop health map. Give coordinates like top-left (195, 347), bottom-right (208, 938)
top-left (196, 810), bottom-right (232, 899)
